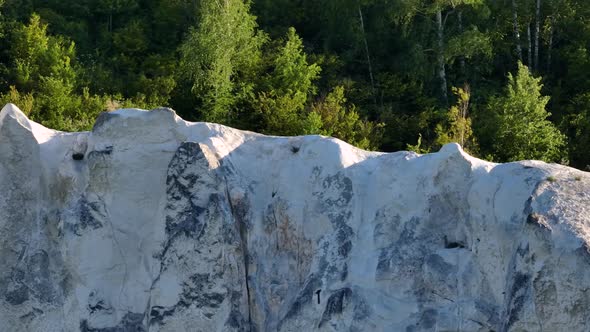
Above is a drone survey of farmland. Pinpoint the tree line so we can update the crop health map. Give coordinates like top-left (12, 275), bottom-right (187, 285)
top-left (0, 0), bottom-right (588, 168)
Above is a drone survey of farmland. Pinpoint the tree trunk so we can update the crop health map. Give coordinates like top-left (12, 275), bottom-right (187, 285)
top-left (534, 0), bottom-right (541, 71)
top-left (436, 9), bottom-right (447, 104)
top-left (526, 23), bottom-right (533, 68)
top-left (459, 84), bottom-right (470, 147)
top-left (458, 10), bottom-right (466, 78)
top-left (547, 16), bottom-right (554, 73)
top-left (511, 0), bottom-right (522, 62)
top-left (358, 6), bottom-right (376, 104)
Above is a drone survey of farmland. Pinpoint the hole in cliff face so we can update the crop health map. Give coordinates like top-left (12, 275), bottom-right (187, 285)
top-left (72, 153), bottom-right (84, 161)
top-left (443, 235), bottom-right (466, 249)
top-left (445, 241), bottom-right (465, 249)
top-left (291, 146), bottom-right (300, 153)
top-left (527, 213), bottom-right (541, 224)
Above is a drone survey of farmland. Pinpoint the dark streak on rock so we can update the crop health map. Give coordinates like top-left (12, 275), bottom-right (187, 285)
top-left (475, 300), bottom-right (501, 328)
top-left (80, 312), bottom-right (145, 332)
top-left (516, 243), bottom-right (529, 258)
top-left (149, 306), bottom-right (175, 325)
top-left (419, 309), bottom-right (438, 329)
top-left (92, 112), bottom-right (120, 132)
top-left (66, 196), bottom-right (105, 236)
top-left (319, 288), bottom-right (352, 327)
top-left (5, 283), bottom-right (29, 305)
top-left (149, 272), bottom-right (228, 327)
top-left (282, 274), bottom-right (321, 321)
top-left (444, 241), bottom-right (466, 249)
top-left (180, 273), bottom-right (226, 308)
top-left (88, 146), bottom-right (113, 157)
top-left (321, 174), bottom-right (353, 208)
top-left (88, 291), bottom-right (112, 316)
top-left (163, 143), bottom-right (213, 241)
top-left (225, 291), bottom-right (249, 331)
top-left (158, 142), bottom-right (214, 263)
top-left (3, 248), bottom-right (63, 306)
top-left (526, 213), bottom-right (541, 225)
top-left (19, 307), bottom-right (43, 321)
top-left (505, 272), bottom-right (531, 329)
top-left (88, 300), bottom-right (107, 314)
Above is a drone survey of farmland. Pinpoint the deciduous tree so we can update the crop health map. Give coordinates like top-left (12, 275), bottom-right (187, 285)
top-left (179, 0), bottom-right (266, 123)
top-left (485, 62), bottom-right (565, 162)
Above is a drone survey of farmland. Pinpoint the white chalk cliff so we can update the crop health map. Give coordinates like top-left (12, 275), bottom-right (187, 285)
top-left (1, 103), bottom-right (589, 331)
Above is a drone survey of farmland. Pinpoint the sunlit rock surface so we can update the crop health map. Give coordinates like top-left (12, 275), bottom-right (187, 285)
top-left (1, 103), bottom-right (589, 331)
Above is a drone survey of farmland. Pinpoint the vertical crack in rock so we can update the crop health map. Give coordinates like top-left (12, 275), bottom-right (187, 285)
top-left (224, 175), bottom-right (254, 331)
top-left (105, 206), bottom-right (129, 309)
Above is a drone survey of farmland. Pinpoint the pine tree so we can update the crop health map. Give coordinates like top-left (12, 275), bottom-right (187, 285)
top-left (255, 27), bottom-right (320, 135)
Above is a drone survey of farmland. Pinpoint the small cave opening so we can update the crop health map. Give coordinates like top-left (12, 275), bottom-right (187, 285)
top-left (290, 146), bottom-right (300, 154)
top-left (72, 153), bottom-right (85, 161)
top-left (445, 241), bottom-right (466, 249)
top-left (444, 236), bottom-right (466, 249)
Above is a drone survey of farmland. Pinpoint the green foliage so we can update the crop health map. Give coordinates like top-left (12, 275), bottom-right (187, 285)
top-left (113, 20), bottom-right (148, 55)
top-left (562, 92), bottom-right (590, 169)
top-left (0, 86), bottom-right (34, 116)
top-left (10, 14), bottom-right (76, 91)
top-left (256, 27), bottom-right (320, 135)
top-left (179, 0), bottom-right (266, 123)
top-left (270, 28), bottom-right (320, 102)
top-left (255, 91), bottom-right (305, 135)
top-left (445, 27), bottom-right (492, 64)
top-left (0, 84), bottom-right (110, 131)
top-left (484, 62), bottom-right (566, 162)
top-left (308, 86), bottom-right (382, 150)
top-left (434, 86), bottom-right (477, 153)
top-left (0, 14), bottom-right (110, 131)
top-left (407, 133), bottom-right (430, 154)
top-left (0, 0), bottom-right (588, 166)
top-left (375, 73), bottom-right (438, 152)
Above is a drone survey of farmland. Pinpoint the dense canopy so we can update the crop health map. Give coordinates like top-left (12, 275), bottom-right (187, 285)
top-left (0, 0), bottom-right (588, 168)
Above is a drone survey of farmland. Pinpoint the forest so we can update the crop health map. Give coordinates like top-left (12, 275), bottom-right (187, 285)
top-left (0, 0), bottom-right (588, 169)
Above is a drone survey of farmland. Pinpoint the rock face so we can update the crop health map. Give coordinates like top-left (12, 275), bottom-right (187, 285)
top-left (0, 103), bottom-right (589, 331)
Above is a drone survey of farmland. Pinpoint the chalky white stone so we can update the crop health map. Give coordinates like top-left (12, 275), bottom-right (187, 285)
top-left (0, 103), bottom-right (589, 331)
